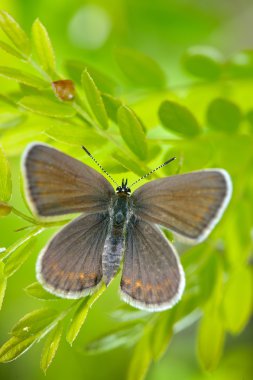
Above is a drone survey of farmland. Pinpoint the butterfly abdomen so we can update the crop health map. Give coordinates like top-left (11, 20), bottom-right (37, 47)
top-left (102, 195), bottom-right (130, 285)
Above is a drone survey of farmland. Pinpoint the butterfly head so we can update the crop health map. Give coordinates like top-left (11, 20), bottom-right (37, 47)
top-left (116, 179), bottom-right (131, 196)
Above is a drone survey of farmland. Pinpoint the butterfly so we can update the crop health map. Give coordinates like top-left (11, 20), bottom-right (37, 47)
top-left (22, 144), bottom-right (232, 311)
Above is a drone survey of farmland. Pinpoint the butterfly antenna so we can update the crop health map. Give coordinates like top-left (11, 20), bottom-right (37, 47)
top-left (82, 146), bottom-right (119, 187)
top-left (130, 157), bottom-right (176, 188)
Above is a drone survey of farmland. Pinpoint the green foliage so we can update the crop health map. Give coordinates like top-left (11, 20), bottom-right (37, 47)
top-left (81, 69), bottom-right (108, 129)
top-left (206, 98), bottom-right (242, 133)
top-left (40, 321), bottom-right (63, 373)
top-left (158, 100), bottom-right (201, 137)
top-left (0, 9), bottom-right (252, 380)
top-left (32, 19), bottom-right (56, 79)
top-left (115, 47), bottom-right (166, 88)
top-left (0, 146), bottom-right (12, 201)
top-left (182, 46), bottom-right (223, 80)
top-left (117, 105), bottom-right (147, 160)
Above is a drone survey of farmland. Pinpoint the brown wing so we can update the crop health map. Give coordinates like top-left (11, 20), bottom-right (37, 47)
top-left (37, 212), bottom-right (109, 298)
top-left (120, 216), bottom-right (185, 311)
top-left (23, 144), bottom-right (114, 217)
top-left (131, 170), bottom-right (232, 243)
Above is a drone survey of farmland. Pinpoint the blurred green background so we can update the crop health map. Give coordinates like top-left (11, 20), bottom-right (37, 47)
top-left (0, 0), bottom-right (253, 379)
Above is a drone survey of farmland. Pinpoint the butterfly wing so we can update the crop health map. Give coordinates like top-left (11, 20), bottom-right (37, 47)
top-left (23, 144), bottom-right (114, 217)
top-left (120, 217), bottom-right (185, 311)
top-left (37, 212), bottom-right (110, 298)
top-left (131, 169), bottom-right (232, 243)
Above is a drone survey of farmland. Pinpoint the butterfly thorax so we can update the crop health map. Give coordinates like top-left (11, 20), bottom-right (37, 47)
top-left (102, 192), bottom-right (132, 285)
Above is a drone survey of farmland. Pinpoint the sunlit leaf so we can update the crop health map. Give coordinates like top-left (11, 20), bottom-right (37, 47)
top-left (0, 10), bottom-right (30, 56)
top-left (0, 227), bottom-right (43, 261)
top-left (85, 323), bottom-right (142, 354)
top-left (0, 202), bottom-right (12, 216)
top-left (0, 112), bottom-right (26, 129)
top-left (40, 321), bottom-right (63, 373)
top-left (115, 47), bottom-right (166, 88)
top-left (25, 282), bottom-right (59, 300)
top-left (151, 313), bottom-right (173, 361)
top-left (206, 97), bottom-right (242, 133)
top-left (226, 50), bottom-right (253, 78)
top-left (117, 105), bottom-right (147, 160)
top-left (0, 40), bottom-right (24, 59)
top-left (0, 145), bottom-right (12, 201)
top-left (11, 308), bottom-right (59, 338)
top-left (112, 151), bottom-right (147, 176)
top-left (18, 96), bottom-right (76, 118)
top-left (45, 123), bottom-right (107, 147)
top-left (197, 310), bottom-right (225, 371)
top-left (0, 66), bottom-right (48, 88)
top-left (127, 332), bottom-right (152, 380)
top-left (81, 69), bottom-right (108, 129)
top-left (64, 59), bottom-right (117, 94)
top-left (0, 261), bottom-right (7, 310)
top-left (0, 123), bottom-right (47, 157)
top-left (0, 334), bottom-right (38, 363)
top-left (66, 284), bottom-right (106, 345)
top-left (222, 266), bottom-right (252, 334)
top-left (158, 100), bottom-right (201, 137)
top-left (182, 46), bottom-right (223, 80)
top-left (101, 93), bottom-right (122, 123)
top-left (4, 237), bottom-right (37, 277)
top-left (111, 305), bottom-right (150, 322)
top-left (32, 18), bottom-right (56, 78)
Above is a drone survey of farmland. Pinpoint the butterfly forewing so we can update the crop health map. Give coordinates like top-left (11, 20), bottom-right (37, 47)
top-left (132, 170), bottom-right (232, 243)
top-left (23, 144), bottom-right (114, 217)
top-left (120, 216), bottom-right (185, 311)
top-left (37, 212), bottom-right (110, 298)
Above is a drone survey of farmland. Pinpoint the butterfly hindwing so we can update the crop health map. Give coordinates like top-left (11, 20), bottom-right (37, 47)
top-left (37, 212), bottom-right (110, 298)
top-left (120, 216), bottom-right (185, 311)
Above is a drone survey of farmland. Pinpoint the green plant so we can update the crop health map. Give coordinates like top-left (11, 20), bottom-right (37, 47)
top-left (0, 10), bottom-right (252, 379)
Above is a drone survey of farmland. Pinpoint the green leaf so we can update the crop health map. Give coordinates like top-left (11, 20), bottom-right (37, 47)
top-left (0, 40), bottom-right (24, 59)
top-left (0, 10), bottom-right (30, 56)
top-left (25, 282), bottom-right (59, 300)
top-left (182, 46), bottom-right (223, 80)
top-left (66, 284), bottom-right (106, 345)
top-left (0, 202), bottom-right (12, 217)
top-left (127, 332), bottom-right (152, 380)
top-left (222, 267), bottom-right (253, 334)
top-left (81, 69), bottom-right (108, 129)
top-left (0, 334), bottom-right (38, 363)
top-left (0, 146), bottom-right (12, 202)
top-left (158, 100), bottom-right (201, 137)
top-left (197, 310), bottom-right (225, 372)
top-left (0, 261), bottom-right (7, 311)
top-left (4, 237), bottom-right (37, 277)
top-left (151, 313), bottom-right (173, 362)
top-left (115, 47), bottom-right (166, 88)
top-left (117, 106), bottom-right (147, 160)
top-left (101, 93), bottom-right (122, 123)
top-left (32, 19), bottom-right (56, 78)
top-left (85, 324), bottom-right (142, 355)
top-left (40, 321), bottom-right (63, 374)
top-left (206, 97), bottom-right (242, 133)
top-left (11, 308), bottom-right (59, 338)
top-left (0, 227), bottom-right (43, 261)
top-left (0, 66), bottom-right (48, 88)
top-left (226, 50), bottom-right (253, 78)
top-left (112, 151), bottom-right (147, 176)
top-left (18, 96), bottom-right (76, 118)
top-left (65, 59), bottom-right (117, 94)
top-left (45, 123), bottom-right (107, 147)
